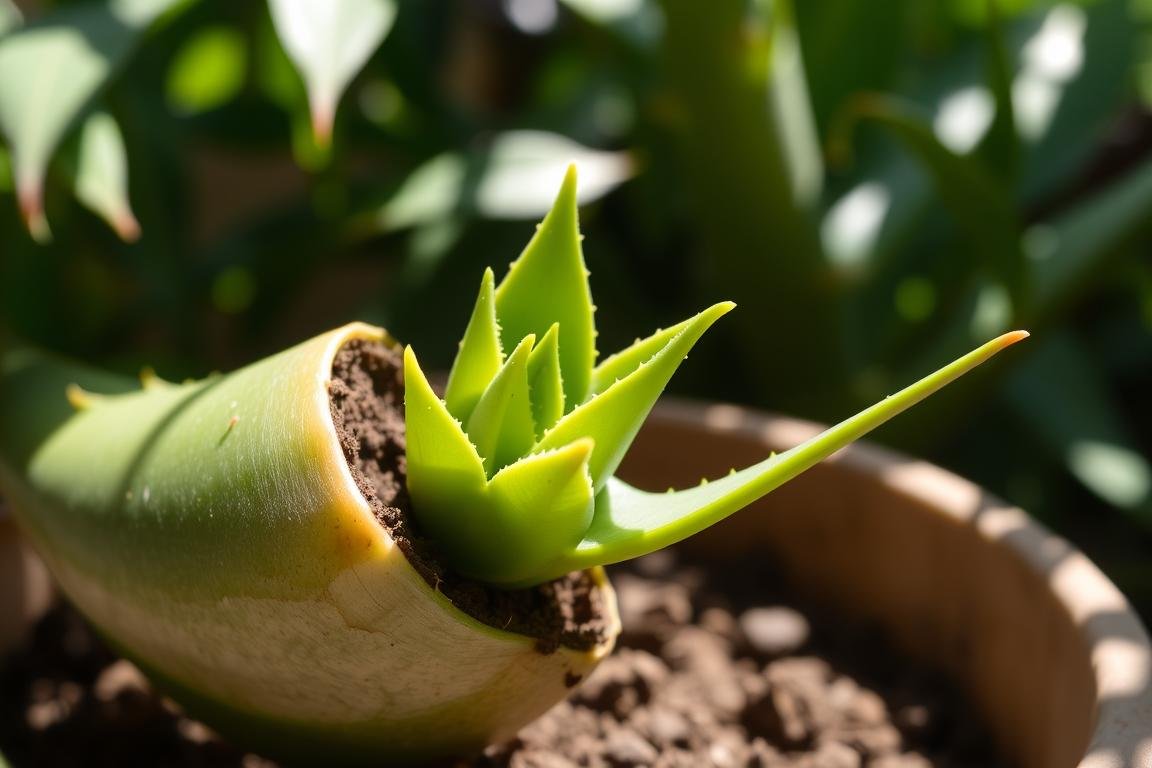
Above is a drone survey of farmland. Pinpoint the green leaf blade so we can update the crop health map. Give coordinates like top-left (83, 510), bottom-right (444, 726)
top-left (465, 335), bottom-right (537, 477)
top-left (472, 438), bottom-right (596, 585)
top-left (544, 331), bottom-right (1029, 579)
top-left (495, 165), bottom-right (596, 408)
top-left (535, 302), bottom-right (734, 493)
top-left (590, 315), bottom-right (698, 397)
top-left (402, 345), bottom-right (487, 516)
top-left (526, 323), bottom-right (564, 438)
top-left (444, 268), bottom-right (503, 423)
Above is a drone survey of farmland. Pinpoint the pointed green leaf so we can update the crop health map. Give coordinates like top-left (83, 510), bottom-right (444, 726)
top-left (466, 336), bottom-right (537, 476)
top-left (72, 110), bottom-right (140, 242)
top-left (466, 439), bottom-right (596, 585)
top-left (526, 323), bottom-right (564, 437)
top-left (538, 331), bottom-right (1029, 581)
top-left (536, 302), bottom-right (734, 492)
top-left (402, 345), bottom-right (486, 520)
top-left (444, 268), bottom-right (503, 423)
top-left (590, 315), bottom-right (698, 396)
top-left (495, 165), bottom-right (595, 408)
top-left (268, 0), bottom-right (396, 148)
top-left (0, 0), bottom-right (183, 242)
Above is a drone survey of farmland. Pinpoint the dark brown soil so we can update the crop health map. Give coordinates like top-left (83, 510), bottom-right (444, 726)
top-left (328, 339), bottom-right (606, 653)
top-left (0, 550), bottom-right (1007, 767)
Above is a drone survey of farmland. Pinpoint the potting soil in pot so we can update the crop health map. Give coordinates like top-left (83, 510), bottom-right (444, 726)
top-left (0, 547), bottom-right (1006, 768)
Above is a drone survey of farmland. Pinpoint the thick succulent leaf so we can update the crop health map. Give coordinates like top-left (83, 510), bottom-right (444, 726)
top-left (0, 0), bottom-right (181, 241)
top-left (535, 302), bottom-right (735, 493)
top-left (466, 336), bottom-right (537, 476)
top-left (495, 165), bottom-right (596, 408)
top-left (268, 0), bottom-right (397, 147)
top-left (590, 315), bottom-right (698, 397)
top-left (526, 323), bottom-right (564, 438)
top-left (444, 267), bottom-right (502, 423)
top-left (540, 331), bottom-right (1029, 580)
top-left (471, 439), bottom-right (596, 585)
top-left (402, 345), bottom-right (487, 513)
top-left (72, 110), bottom-right (139, 242)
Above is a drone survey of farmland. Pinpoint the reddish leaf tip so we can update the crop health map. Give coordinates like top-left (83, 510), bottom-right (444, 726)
top-left (998, 330), bottom-right (1030, 347)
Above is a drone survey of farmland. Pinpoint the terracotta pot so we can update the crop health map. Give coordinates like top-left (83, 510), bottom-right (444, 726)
top-left (3, 401), bottom-right (1150, 767)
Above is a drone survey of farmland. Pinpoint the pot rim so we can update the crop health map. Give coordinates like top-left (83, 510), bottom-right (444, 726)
top-left (650, 397), bottom-right (1152, 768)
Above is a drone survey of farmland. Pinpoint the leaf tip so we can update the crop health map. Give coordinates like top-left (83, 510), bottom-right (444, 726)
top-left (999, 329), bottom-right (1030, 346)
top-left (17, 179), bottom-right (50, 244)
top-left (310, 99), bottom-right (335, 150)
top-left (113, 208), bottom-right (142, 243)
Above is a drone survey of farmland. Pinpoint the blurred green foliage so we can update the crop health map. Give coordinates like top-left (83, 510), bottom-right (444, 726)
top-left (1, 0), bottom-right (1151, 608)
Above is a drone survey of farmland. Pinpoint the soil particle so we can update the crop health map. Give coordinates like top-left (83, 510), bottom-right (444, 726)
top-left (327, 339), bottom-right (607, 652)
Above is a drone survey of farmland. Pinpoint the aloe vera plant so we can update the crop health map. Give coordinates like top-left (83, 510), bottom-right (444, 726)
top-left (404, 166), bottom-right (1027, 587)
top-left (0, 169), bottom-right (1024, 764)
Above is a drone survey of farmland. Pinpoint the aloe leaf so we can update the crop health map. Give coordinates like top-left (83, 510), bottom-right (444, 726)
top-left (495, 165), bottom-right (595, 408)
top-left (536, 302), bottom-right (735, 493)
top-left (550, 331), bottom-right (1029, 577)
top-left (526, 323), bottom-right (564, 438)
top-left (402, 345), bottom-right (487, 513)
top-left (469, 439), bottom-right (596, 584)
top-left (0, 0), bottom-right (182, 242)
top-left (72, 110), bottom-right (140, 242)
top-left (590, 315), bottom-right (697, 396)
top-left (465, 336), bottom-right (537, 476)
top-left (444, 268), bottom-right (503, 423)
top-left (268, 0), bottom-right (397, 148)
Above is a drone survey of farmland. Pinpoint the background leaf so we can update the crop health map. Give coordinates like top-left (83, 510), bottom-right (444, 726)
top-left (71, 110), bottom-right (140, 242)
top-left (268, 0), bottom-right (397, 148)
top-left (0, 0), bottom-right (184, 241)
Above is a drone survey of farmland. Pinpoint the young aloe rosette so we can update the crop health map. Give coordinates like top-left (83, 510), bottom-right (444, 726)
top-left (403, 166), bottom-right (1028, 588)
top-left (0, 167), bottom-right (1025, 766)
